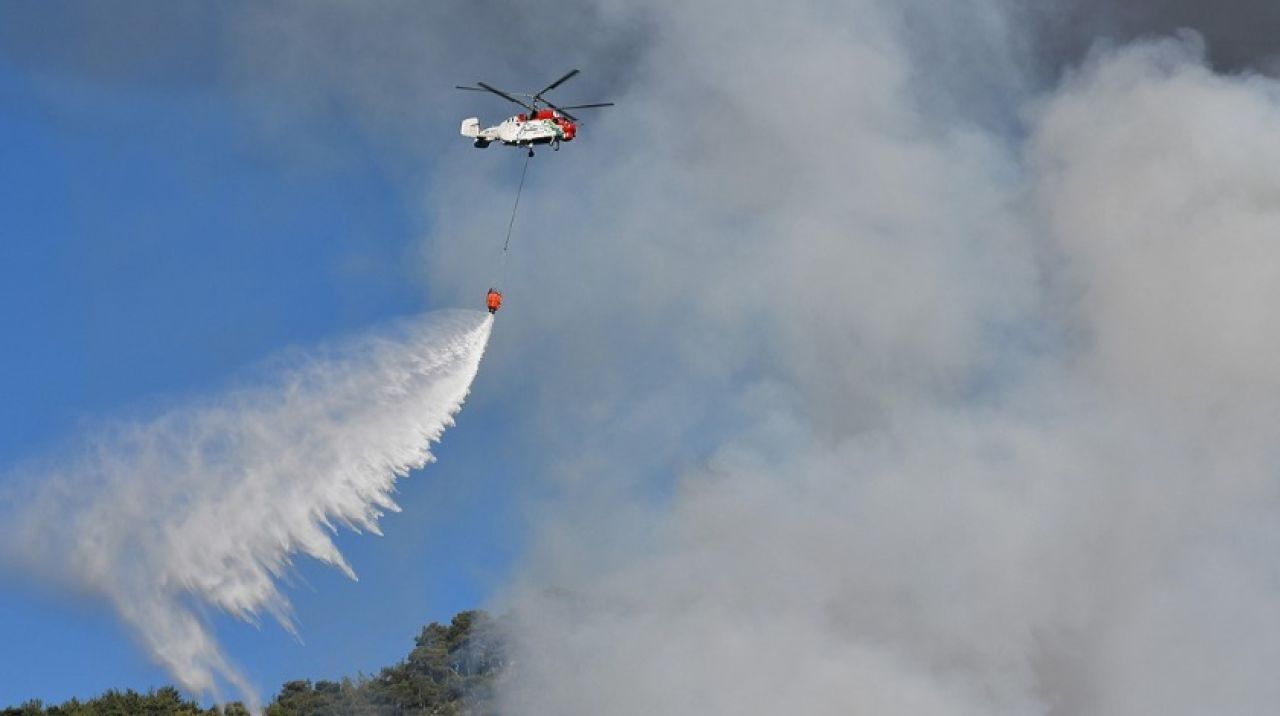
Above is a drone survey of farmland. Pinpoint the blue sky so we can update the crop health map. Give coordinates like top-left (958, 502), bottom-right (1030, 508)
top-left (0, 44), bottom-right (524, 706)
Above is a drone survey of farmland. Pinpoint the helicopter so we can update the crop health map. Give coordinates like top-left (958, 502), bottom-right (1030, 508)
top-left (457, 69), bottom-right (613, 157)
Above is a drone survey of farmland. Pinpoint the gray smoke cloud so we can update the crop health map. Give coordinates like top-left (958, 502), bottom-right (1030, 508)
top-left (415, 3), bottom-right (1280, 715)
top-left (1012, 0), bottom-right (1280, 78)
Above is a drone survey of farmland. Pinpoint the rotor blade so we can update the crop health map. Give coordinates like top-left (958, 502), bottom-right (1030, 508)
top-left (477, 82), bottom-right (534, 111)
top-left (534, 69), bottom-right (580, 99)
top-left (455, 85), bottom-right (490, 92)
top-left (553, 102), bottom-right (615, 110)
top-left (538, 100), bottom-right (578, 122)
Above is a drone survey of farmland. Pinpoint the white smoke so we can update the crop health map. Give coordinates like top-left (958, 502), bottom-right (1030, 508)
top-left (1, 310), bottom-right (493, 710)
top-left (416, 4), bottom-right (1280, 715)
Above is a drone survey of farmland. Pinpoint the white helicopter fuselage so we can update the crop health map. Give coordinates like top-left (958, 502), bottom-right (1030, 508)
top-left (460, 115), bottom-right (570, 148)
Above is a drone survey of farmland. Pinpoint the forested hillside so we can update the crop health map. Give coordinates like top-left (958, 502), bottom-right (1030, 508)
top-left (3, 611), bottom-right (505, 716)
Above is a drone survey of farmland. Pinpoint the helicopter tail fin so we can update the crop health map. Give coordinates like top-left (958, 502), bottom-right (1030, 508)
top-left (460, 117), bottom-right (481, 138)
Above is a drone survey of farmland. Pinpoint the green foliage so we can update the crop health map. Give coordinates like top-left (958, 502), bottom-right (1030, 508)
top-left (264, 610), bottom-right (506, 716)
top-left (5, 611), bottom-right (506, 716)
top-left (1, 687), bottom-right (218, 716)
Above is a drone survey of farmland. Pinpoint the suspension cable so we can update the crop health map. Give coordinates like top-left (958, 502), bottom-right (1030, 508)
top-left (494, 152), bottom-right (532, 287)
top-left (503, 153), bottom-right (532, 254)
